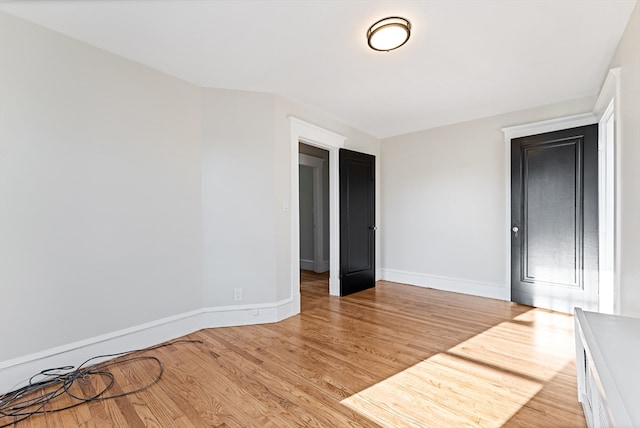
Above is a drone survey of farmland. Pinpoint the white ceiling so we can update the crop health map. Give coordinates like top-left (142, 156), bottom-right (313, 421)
top-left (1, 0), bottom-right (636, 138)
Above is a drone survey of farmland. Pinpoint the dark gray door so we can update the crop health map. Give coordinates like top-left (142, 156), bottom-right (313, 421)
top-left (511, 124), bottom-right (598, 313)
top-left (339, 149), bottom-right (375, 296)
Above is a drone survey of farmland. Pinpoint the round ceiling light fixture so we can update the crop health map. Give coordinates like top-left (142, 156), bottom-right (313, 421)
top-left (367, 16), bottom-right (411, 52)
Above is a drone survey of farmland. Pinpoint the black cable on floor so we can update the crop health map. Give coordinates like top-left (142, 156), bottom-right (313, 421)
top-left (0, 339), bottom-right (202, 427)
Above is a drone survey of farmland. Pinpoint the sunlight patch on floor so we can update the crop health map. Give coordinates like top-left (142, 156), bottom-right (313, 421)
top-left (341, 309), bottom-right (575, 427)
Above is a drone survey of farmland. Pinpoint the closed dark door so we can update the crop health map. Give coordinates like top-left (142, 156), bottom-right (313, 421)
top-left (511, 124), bottom-right (598, 313)
top-left (340, 149), bottom-right (375, 296)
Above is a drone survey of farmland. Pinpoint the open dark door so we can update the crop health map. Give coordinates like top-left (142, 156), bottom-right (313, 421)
top-left (340, 149), bottom-right (375, 296)
top-left (511, 124), bottom-right (598, 313)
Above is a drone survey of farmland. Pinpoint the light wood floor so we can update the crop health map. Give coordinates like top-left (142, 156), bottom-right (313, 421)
top-left (6, 272), bottom-right (587, 427)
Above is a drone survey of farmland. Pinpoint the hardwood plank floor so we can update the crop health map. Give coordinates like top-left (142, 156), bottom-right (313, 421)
top-left (3, 272), bottom-right (587, 427)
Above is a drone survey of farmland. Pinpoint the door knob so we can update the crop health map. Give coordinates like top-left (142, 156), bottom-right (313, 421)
top-left (512, 226), bottom-right (519, 237)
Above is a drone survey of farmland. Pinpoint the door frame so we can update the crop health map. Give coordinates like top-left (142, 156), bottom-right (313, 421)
top-left (593, 68), bottom-right (621, 314)
top-left (502, 113), bottom-right (598, 303)
top-left (503, 68), bottom-right (621, 313)
top-left (298, 153), bottom-right (326, 273)
top-left (289, 117), bottom-right (345, 306)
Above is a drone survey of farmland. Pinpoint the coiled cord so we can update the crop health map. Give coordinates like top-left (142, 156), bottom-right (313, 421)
top-left (0, 339), bottom-right (202, 427)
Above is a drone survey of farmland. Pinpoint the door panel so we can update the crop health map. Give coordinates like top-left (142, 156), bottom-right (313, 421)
top-left (524, 141), bottom-right (580, 286)
top-left (511, 125), bottom-right (598, 313)
top-left (340, 149), bottom-right (375, 296)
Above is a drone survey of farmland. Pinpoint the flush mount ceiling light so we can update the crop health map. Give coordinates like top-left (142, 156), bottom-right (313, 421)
top-left (367, 16), bottom-right (411, 52)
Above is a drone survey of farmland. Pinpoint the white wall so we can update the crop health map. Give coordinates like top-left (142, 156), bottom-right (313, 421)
top-left (606, 1), bottom-right (640, 318)
top-left (201, 90), bottom-right (382, 307)
top-left (0, 13), bottom-right (203, 361)
top-left (381, 97), bottom-right (596, 300)
top-left (381, 4), bottom-right (639, 316)
top-left (0, 12), bottom-right (382, 373)
top-left (201, 88), bottom-right (278, 306)
top-left (299, 165), bottom-right (315, 263)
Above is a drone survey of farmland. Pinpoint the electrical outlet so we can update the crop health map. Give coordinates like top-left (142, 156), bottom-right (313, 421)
top-left (233, 288), bottom-right (242, 301)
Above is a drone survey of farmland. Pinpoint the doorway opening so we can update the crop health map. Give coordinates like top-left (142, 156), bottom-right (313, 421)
top-left (299, 143), bottom-right (330, 295)
top-left (289, 117), bottom-right (345, 314)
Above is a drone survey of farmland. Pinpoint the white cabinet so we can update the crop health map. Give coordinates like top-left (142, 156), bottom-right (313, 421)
top-left (575, 308), bottom-right (640, 427)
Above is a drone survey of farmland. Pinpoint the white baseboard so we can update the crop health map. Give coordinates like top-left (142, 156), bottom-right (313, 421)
top-left (300, 259), bottom-right (330, 273)
top-left (0, 298), bottom-right (297, 394)
top-left (200, 298), bottom-right (296, 328)
top-left (300, 259), bottom-right (314, 271)
top-left (381, 268), bottom-right (508, 301)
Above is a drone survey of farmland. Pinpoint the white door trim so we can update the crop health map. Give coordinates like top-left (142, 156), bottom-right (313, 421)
top-left (299, 153), bottom-right (326, 273)
top-left (502, 112), bottom-right (597, 302)
top-left (597, 101), bottom-right (615, 314)
top-left (290, 117), bottom-right (345, 303)
top-left (593, 68), bottom-right (621, 315)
